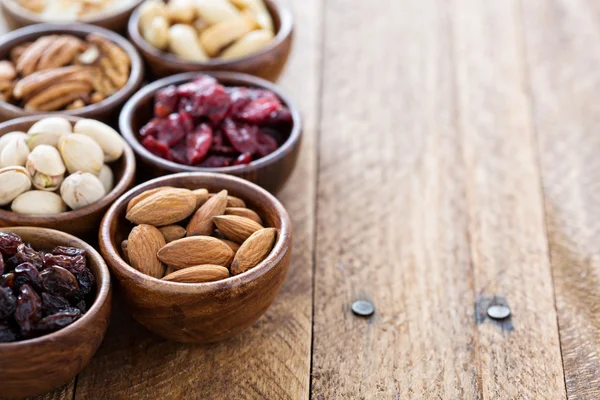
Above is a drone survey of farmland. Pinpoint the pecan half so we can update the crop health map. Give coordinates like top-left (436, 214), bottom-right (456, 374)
top-left (24, 81), bottom-right (92, 111)
top-left (16, 35), bottom-right (59, 76)
top-left (0, 61), bottom-right (16, 81)
top-left (37, 35), bottom-right (85, 71)
top-left (13, 65), bottom-right (84, 99)
top-left (86, 34), bottom-right (130, 90)
top-left (10, 42), bottom-right (32, 65)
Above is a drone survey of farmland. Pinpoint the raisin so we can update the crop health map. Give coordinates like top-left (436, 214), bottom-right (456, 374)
top-left (0, 256), bottom-right (4, 275)
top-left (0, 273), bottom-right (14, 289)
top-left (0, 286), bottom-right (16, 319)
top-left (198, 155), bottom-right (233, 168)
top-left (0, 321), bottom-right (19, 343)
top-left (15, 244), bottom-right (43, 269)
top-left (52, 246), bottom-right (86, 258)
top-left (36, 308), bottom-right (81, 335)
top-left (13, 262), bottom-right (41, 290)
top-left (14, 283), bottom-right (42, 337)
top-left (43, 253), bottom-right (86, 274)
top-left (234, 152), bottom-right (252, 165)
top-left (74, 299), bottom-right (87, 313)
top-left (142, 135), bottom-right (171, 159)
top-left (186, 123), bottom-right (213, 164)
top-left (41, 292), bottom-right (70, 316)
top-left (154, 85), bottom-right (179, 117)
top-left (73, 269), bottom-right (95, 301)
top-left (4, 255), bottom-right (19, 271)
top-left (40, 266), bottom-right (78, 298)
top-left (237, 97), bottom-right (282, 124)
top-left (0, 232), bottom-right (23, 256)
top-left (222, 118), bottom-right (259, 154)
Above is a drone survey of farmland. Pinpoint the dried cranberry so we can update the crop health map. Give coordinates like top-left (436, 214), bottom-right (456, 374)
top-left (14, 262), bottom-right (41, 290)
top-left (199, 155), bottom-right (233, 168)
top-left (222, 118), bottom-right (259, 154)
top-left (265, 107), bottom-right (293, 124)
top-left (52, 246), bottom-right (86, 258)
top-left (40, 266), bottom-right (78, 298)
top-left (157, 113), bottom-right (187, 146)
top-left (186, 123), bottom-right (213, 164)
top-left (180, 83), bottom-right (231, 123)
top-left (237, 97), bottom-right (282, 124)
top-left (154, 85), bottom-right (179, 117)
top-left (227, 87), bottom-right (254, 116)
top-left (142, 135), bottom-right (171, 159)
top-left (0, 232), bottom-right (23, 256)
top-left (177, 75), bottom-right (217, 98)
top-left (14, 284), bottom-right (42, 337)
top-left (140, 117), bottom-right (164, 137)
top-left (0, 286), bottom-right (16, 319)
top-left (169, 141), bottom-right (188, 165)
top-left (43, 254), bottom-right (86, 274)
top-left (234, 152), bottom-right (252, 165)
top-left (0, 321), bottom-right (19, 342)
top-left (41, 292), bottom-right (70, 316)
top-left (36, 308), bottom-right (81, 335)
top-left (15, 244), bottom-right (43, 269)
top-left (255, 130), bottom-right (279, 157)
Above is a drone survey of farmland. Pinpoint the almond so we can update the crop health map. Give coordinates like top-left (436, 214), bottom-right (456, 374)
top-left (186, 189), bottom-right (227, 236)
top-left (208, 192), bottom-right (246, 208)
top-left (224, 207), bottom-right (263, 225)
top-left (162, 265), bottom-right (230, 283)
top-left (126, 188), bottom-right (196, 226)
top-left (193, 188), bottom-right (209, 208)
top-left (157, 236), bottom-right (234, 269)
top-left (231, 228), bottom-right (277, 275)
top-left (213, 215), bottom-right (262, 244)
top-left (127, 224), bottom-right (166, 278)
top-left (159, 224), bottom-right (186, 243)
top-left (126, 186), bottom-right (174, 212)
top-left (220, 239), bottom-right (240, 253)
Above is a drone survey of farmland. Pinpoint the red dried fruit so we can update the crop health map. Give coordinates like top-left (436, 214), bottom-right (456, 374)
top-left (199, 155), bottom-right (233, 168)
top-left (158, 113), bottom-right (187, 146)
top-left (222, 118), bottom-right (259, 154)
top-left (40, 266), bottom-right (79, 298)
top-left (180, 83), bottom-right (231, 123)
top-left (237, 97), bottom-right (282, 124)
top-left (234, 152), bottom-right (252, 165)
top-left (143, 135), bottom-right (171, 159)
top-left (187, 123), bottom-right (213, 164)
top-left (0, 232), bottom-right (23, 256)
top-left (266, 107), bottom-right (293, 124)
top-left (0, 286), bottom-right (16, 319)
top-left (154, 85), bottom-right (179, 117)
top-left (169, 141), bottom-right (188, 165)
top-left (256, 130), bottom-right (279, 157)
top-left (140, 117), bottom-right (164, 137)
top-left (14, 283), bottom-right (42, 337)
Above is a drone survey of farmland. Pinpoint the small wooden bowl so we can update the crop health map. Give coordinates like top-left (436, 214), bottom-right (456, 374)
top-left (0, 227), bottom-right (111, 400)
top-left (119, 71), bottom-right (301, 193)
top-left (1, 0), bottom-right (144, 32)
top-left (0, 23), bottom-right (144, 122)
top-left (99, 172), bottom-right (292, 343)
top-left (128, 0), bottom-right (293, 81)
top-left (0, 115), bottom-right (136, 238)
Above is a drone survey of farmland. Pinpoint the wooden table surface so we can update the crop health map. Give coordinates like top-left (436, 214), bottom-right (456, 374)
top-left (3, 0), bottom-right (600, 398)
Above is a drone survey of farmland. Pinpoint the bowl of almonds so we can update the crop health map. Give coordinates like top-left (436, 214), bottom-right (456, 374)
top-left (0, 23), bottom-right (144, 122)
top-left (0, 115), bottom-right (136, 237)
top-left (99, 172), bottom-right (292, 343)
top-left (128, 0), bottom-right (293, 81)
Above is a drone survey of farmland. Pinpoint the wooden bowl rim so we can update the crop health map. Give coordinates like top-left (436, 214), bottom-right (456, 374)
top-left (0, 23), bottom-right (144, 118)
top-left (119, 70), bottom-right (302, 174)
top-left (0, 226), bottom-right (111, 348)
top-left (99, 172), bottom-right (292, 294)
top-left (128, 0), bottom-right (293, 67)
top-left (0, 114), bottom-right (136, 223)
top-left (1, 0), bottom-right (145, 25)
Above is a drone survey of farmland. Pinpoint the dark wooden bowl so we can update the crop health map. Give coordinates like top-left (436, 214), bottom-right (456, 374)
top-left (0, 115), bottom-right (136, 238)
top-left (1, 0), bottom-right (144, 32)
top-left (128, 0), bottom-right (293, 81)
top-left (119, 71), bottom-right (302, 194)
top-left (0, 227), bottom-right (111, 400)
top-left (98, 172), bottom-right (292, 343)
top-left (0, 23), bottom-right (144, 122)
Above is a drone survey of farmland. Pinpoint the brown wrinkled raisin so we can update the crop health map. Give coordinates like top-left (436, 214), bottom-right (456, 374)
top-left (43, 253), bottom-right (86, 274)
top-left (40, 266), bottom-right (78, 298)
top-left (36, 308), bottom-right (81, 335)
top-left (41, 292), bottom-right (70, 316)
top-left (52, 246), bottom-right (86, 258)
top-left (73, 269), bottom-right (95, 302)
top-left (0, 321), bottom-right (19, 343)
top-left (74, 299), bottom-right (87, 313)
top-left (0, 273), bottom-right (14, 289)
top-left (14, 262), bottom-right (41, 290)
top-left (4, 255), bottom-right (19, 271)
top-left (0, 256), bottom-right (4, 275)
top-left (0, 232), bottom-right (23, 256)
top-left (14, 284), bottom-right (42, 337)
top-left (15, 244), bottom-right (43, 269)
top-left (0, 286), bottom-right (16, 319)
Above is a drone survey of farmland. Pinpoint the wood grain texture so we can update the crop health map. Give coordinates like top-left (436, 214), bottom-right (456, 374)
top-left (522, 0), bottom-right (600, 398)
top-left (70, 0), bottom-right (321, 397)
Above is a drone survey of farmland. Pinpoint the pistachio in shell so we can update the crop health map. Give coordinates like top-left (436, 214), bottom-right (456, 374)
top-left (11, 190), bottom-right (67, 215)
top-left (0, 166), bottom-right (31, 206)
top-left (98, 164), bottom-right (114, 193)
top-left (58, 133), bottom-right (104, 175)
top-left (73, 119), bottom-right (124, 162)
top-left (26, 144), bottom-right (66, 191)
top-left (28, 117), bottom-right (72, 135)
top-left (60, 172), bottom-right (106, 210)
top-left (0, 136), bottom-right (30, 168)
top-left (26, 131), bottom-right (65, 150)
top-left (0, 131), bottom-right (27, 154)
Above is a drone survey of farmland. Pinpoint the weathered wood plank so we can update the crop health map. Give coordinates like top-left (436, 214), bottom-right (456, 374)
top-left (522, 0), bottom-right (600, 398)
top-left (312, 0), bottom-right (480, 398)
top-left (453, 0), bottom-right (566, 398)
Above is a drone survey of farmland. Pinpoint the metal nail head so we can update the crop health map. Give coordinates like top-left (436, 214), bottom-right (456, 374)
top-left (487, 304), bottom-right (511, 320)
top-left (352, 300), bottom-right (374, 317)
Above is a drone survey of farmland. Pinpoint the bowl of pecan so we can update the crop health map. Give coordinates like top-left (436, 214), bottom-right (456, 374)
top-left (1, 0), bottom-right (144, 32)
top-left (99, 172), bottom-right (291, 343)
top-left (0, 115), bottom-right (136, 238)
top-left (128, 0), bottom-right (293, 81)
top-left (0, 23), bottom-right (144, 122)
top-left (0, 227), bottom-right (111, 399)
top-left (119, 71), bottom-right (301, 194)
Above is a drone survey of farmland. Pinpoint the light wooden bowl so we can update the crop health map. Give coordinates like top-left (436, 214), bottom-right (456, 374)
top-left (1, 0), bottom-right (144, 32)
top-left (128, 0), bottom-right (293, 81)
top-left (0, 115), bottom-right (136, 238)
top-left (119, 71), bottom-right (302, 194)
top-left (99, 172), bottom-right (292, 343)
top-left (0, 23), bottom-right (144, 122)
top-left (0, 227), bottom-right (112, 400)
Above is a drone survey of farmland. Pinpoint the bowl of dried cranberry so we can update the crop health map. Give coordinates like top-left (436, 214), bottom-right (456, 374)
top-left (119, 71), bottom-right (301, 193)
top-left (0, 227), bottom-right (111, 399)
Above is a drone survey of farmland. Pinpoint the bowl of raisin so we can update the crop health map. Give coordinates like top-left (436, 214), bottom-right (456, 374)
top-left (119, 71), bottom-right (301, 194)
top-left (0, 227), bottom-right (111, 399)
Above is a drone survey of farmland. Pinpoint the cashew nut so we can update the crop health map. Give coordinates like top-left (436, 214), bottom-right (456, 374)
top-left (168, 24), bottom-right (209, 61)
top-left (220, 29), bottom-right (274, 59)
top-left (144, 16), bottom-right (170, 50)
top-left (199, 15), bottom-right (257, 57)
